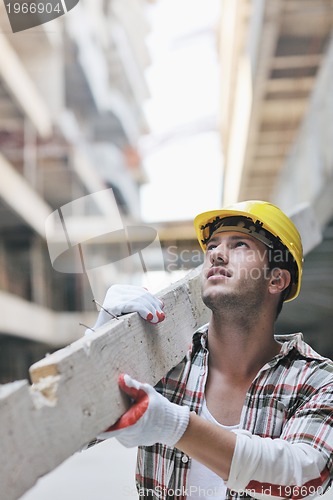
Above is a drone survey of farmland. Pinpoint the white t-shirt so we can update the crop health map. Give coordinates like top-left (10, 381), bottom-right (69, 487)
top-left (186, 399), bottom-right (239, 499)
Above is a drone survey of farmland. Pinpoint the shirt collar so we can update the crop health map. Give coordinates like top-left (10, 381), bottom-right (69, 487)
top-left (274, 332), bottom-right (327, 361)
top-left (192, 328), bottom-right (326, 362)
top-left (192, 324), bottom-right (209, 351)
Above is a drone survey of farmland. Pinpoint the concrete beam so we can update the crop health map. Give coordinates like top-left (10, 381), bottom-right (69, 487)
top-left (0, 291), bottom-right (93, 346)
top-left (313, 176), bottom-right (333, 228)
top-left (0, 153), bottom-right (51, 237)
top-left (222, 0), bottom-right (282, 204)
top-left (0, 35), bottom-right (52, 138)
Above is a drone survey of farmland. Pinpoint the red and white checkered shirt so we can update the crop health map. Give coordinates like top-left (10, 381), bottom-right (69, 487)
top-left (136, 326), bottom-right (333, 499)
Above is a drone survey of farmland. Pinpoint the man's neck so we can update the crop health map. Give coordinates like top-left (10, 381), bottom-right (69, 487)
top-left (207, 313), bottom-right (281, 381)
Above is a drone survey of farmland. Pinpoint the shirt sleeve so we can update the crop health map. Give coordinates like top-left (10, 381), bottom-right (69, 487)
top-left (227, 431), bottom-right (330, 499)
top-left (227, 380), bottom-right (333, 499)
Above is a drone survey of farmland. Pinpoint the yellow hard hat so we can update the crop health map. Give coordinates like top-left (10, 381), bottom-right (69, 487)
top-left (194, 200), bottom-right (303, 301)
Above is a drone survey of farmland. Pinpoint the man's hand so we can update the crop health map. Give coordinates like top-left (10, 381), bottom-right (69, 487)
top-left (98, 374), bottom-right (190, 448)
top-left (92, 285), bottom-right (165, 330)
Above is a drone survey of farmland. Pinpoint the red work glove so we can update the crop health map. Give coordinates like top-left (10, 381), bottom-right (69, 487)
top-left (91, 285), bottom-right (165, 330)
top-left (98, 374), bottom-right (190, 448)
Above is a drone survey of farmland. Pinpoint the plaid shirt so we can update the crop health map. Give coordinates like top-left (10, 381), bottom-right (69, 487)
top-left (136, 326), bottom-right (333, 499)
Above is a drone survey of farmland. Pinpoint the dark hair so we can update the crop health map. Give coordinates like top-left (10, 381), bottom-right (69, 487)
top-left (266, 243), bottom-right (298, 318)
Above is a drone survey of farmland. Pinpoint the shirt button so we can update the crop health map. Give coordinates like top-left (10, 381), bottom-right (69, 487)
top-left (181, 455), bottom-right (189, 463)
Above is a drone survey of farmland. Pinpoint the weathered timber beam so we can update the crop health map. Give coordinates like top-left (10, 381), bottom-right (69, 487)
top-left (0, 266), bottom-right (209, 500)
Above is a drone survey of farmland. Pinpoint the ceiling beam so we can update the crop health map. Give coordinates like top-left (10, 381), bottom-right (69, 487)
top-left (261, 98), bottom-right (307, 122)
top-left (259, 129), bottom-right (296, 144)
top-left (271, 54), bottom-right (322, 69)
top-left (255, 143), bottom-right (291, 157)
top-left (266, 76), bottom-right (315, 92)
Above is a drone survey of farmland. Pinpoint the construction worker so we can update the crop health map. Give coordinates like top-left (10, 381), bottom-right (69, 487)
top-left (90, 201), bottom-right (333, 499)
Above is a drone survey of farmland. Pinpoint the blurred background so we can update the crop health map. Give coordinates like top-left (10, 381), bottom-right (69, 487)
top-left (0, 0), bottom-right (332, 385)
top-left (0, 0), bottom-right (332, 498)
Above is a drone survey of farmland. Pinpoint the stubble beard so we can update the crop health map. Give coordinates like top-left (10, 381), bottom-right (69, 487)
top-left (201, 277), bottom-right (268, 319)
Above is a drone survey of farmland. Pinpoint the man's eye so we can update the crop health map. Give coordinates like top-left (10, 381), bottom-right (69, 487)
top-left (235, 241), bottom-right (248, 248)
top-left (206, 244), bottom-right (217, 251)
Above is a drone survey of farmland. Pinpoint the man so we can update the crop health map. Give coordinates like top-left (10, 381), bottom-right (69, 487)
top-left (90, 200), bottom-right (333, 499)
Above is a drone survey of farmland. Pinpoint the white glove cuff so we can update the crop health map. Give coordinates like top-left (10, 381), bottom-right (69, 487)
top-left (161, 403), bottom-right (190, 447)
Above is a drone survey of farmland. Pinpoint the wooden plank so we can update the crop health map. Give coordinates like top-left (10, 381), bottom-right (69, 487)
top-left (0, 266), bottom-right (209, 500)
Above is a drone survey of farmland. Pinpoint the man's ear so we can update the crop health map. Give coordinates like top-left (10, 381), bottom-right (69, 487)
top-left (269, 268), bottom-right (291, 296)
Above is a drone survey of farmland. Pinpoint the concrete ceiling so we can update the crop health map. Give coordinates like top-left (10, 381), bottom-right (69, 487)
top-left (243, 0), bottom-right (330, 199)
top-left (222, 0), bottom-right (333, 202)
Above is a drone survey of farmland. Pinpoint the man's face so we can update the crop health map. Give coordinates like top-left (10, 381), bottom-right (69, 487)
top-left (201, 230), bottom-right (271, 312)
